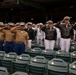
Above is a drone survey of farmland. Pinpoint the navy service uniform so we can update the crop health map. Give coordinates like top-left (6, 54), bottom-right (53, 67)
top-left (41, 20), bottom-right (57, 50)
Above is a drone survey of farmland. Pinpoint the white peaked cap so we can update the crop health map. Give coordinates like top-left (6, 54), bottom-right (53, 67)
top-left (0, 22), bottom-right (4, 26)
top-left (39, 23), bottom-right (43, 25)
top-left (27, 22), bottom-right (32, 25)
top-left (15, 23), bottom-right (20, 25)
top-left (46, 20), bottom-right (53, 24)
top-left (8, 22), bottom-right (14, 26)
top-left (20, 22), bottom-right (25, 26)
top-left (63, 16), bottom-right (71, 20)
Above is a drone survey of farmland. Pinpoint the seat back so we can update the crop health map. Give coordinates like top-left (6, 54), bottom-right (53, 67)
top-left (31, 48), bottom-right (42, 53)
top-left (31, 43), bottom-right (39, 48)
top-left (71, 51), bottom-right (76, 62)
top-left (55, 50), bottom-right (70, 57)
top-left (55, 50), bottom-right (70, 62)
top-left (16, 54), bottom-right (30, 64)
top-left (30, 48), bottom-right (42, 57)
top-left (71, 41), bottom-right (76, 46)
top-left (48, 58), bottom-right (68, 75)
top-left (0, 51), bottom-right (5, 66)
top-left (30, 56), bottom-right (47, 67)
top-left (70, 45), bottom-right (76, 52)
top-left (3, 52), bottom-right (17, 61)
top-left (29, 56), bottom-right (47, 75)
top-left (25, 48), bottom-right (31, 53)
top-left (33, 48), bottom-right (41, 50)
top-left (0, 67), bottom-right (8, 75)
top-left (1, 52), bottom-right (17, 73)
top-left (0, 51), bottom-right (5, 59)
top-left (69, 61), bottom-right (76, 75)
top-left (11, 71), bottom-right (28, 75)
top-left (13, 54), bottom-right (31, 72)
top-left (39, 45), bottom-right (45, 50)
top-left (54, 45), bottom-right (60, 51)
top-left (42, 50), bottom-right (55, 60)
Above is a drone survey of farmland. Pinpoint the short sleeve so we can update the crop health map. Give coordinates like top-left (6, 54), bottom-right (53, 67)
top-left (25, 32), bottom-right (29, 40)
top-left (12, 30), bottom-right (17, 33)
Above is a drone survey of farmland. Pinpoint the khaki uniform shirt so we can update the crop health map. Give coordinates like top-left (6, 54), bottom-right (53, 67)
top-left (0, 31), bottom-right (5, 41)
top-left (15, 30), bottom-right (29, 43)
top-left (3, 30), bottom-right (15, 42)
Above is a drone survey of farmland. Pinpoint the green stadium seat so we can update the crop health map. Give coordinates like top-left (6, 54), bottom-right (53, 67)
top-left (71, 41), bottom-right (76, 46)
top-left (54, 45), bottom-right (60, 51)
top-left (29, 56), bottom-right (47, 75)
top-left (55, 50), bottom-right (70, 62)
top-left (11, 71), bottom-right (28, 75)
top-left (13, 54), bottom-right (30, 73)
top-left (42, 50), bottom-right (55, 60)
top-left (1, 52), bottom-right (17, 73)
top-left (25, 48), bottom-right (31, 54)
top-left (69, 61), bottom-right (76, 75)
top-left (70, 45), bottom-right (76, 52)
top-left (39, 45), bottom-right (45, 50)
top-left (0, 51), bottom-right (5, 66)
top-left (0, 51), bottom-right (5, 59)
top-left (31, 43), bottom-right (39, 48)
top-left (48, 58), bottom-right (68, 75)
top-left (0, 67), bottom-right (9, 75)
top-left (30, 48), bottom-right (42, 57)
top-left (70, 51), bottom-right (76, 62)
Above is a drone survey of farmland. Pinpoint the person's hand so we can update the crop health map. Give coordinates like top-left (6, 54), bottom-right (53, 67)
top-left (3, 43), bottom-right (5, 46)
top-left (0, 27), bottom-right (5, 30)
top-left (16, 26), bottom-right (20, 28)
top-left (2, 27), bottom-right (5, 29)
top-left (26, 45), bottom-right (28, 48)
top-left (31, 40), bottom-right (32, 43)
top-left (70, 39), bottom-right (73, 43)
top-left (46, 24), bottom-right (49, 27)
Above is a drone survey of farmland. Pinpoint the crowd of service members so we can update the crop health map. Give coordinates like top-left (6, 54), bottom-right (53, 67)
top-left (0, 16), bottom-right (76, 55)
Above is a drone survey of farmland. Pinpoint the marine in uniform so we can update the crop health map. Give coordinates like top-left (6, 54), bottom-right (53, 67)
top-left (3, 22), bottom-right (15, 53)
top-left (0, 22), bottom-right (5, 51)
top-left (41, 20), bottom-right (57, 50)
top-left (11, 22), bottom-right (29, 55)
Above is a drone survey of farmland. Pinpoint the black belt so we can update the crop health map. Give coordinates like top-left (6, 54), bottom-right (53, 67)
top-left (15, 42), bottom-right (24, 44)
top-left (0, 40), bottom-right (4, 41)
